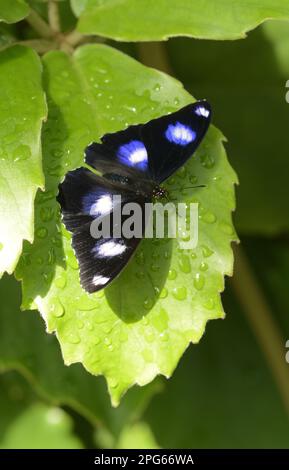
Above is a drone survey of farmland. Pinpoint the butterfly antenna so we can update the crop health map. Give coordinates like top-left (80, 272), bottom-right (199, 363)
top-left (170, 184), bottom-right (206, 192)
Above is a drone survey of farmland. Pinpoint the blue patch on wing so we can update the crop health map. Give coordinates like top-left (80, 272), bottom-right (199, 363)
top-left (165, 122), bottom-right (196, 146)
top-left (117, 140), bottom-right (148, 171)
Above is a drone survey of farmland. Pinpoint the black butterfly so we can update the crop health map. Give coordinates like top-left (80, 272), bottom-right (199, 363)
top-left (58, 100), bottom-right (211, 293)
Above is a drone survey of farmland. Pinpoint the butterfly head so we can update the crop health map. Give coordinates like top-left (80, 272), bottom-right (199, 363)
top-left (152, 185), bottom-right (168, 201)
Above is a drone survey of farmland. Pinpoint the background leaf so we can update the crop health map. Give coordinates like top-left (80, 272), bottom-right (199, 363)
top-left (0, 45), bottom-right (47, 276)
top-left (0, 373), bottom-right (83, 449)
top-left (0, 274), bottom-right (161, 436)
top-left (0, 0), bottom-right (29, 24)
top-left (165, 26), bottom-right (289, 234)
top-left (16, 44), bottom-right (236, 405)
top-left (77, 0), bottom-right (289, 41)
top-left (143, 285), bottom-right (289, 448)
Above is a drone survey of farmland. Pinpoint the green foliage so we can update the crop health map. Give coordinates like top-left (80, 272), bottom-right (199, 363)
top-left (0, 0), bottom-right (29, 24)
top-left (0, 374), bottom-right (83, 449)
top-left (14, 44), bottom-right (236, 404)
top-left (167, 26), bottom-right (289, 234)
top-left (0, 274), bottom-right (161, 435)
top-left (76, 0), bottom-right (289, 41)
top-left (0, 46), bottom-right (46, 276)
top-left (0, 0), bottom-right (287, 450)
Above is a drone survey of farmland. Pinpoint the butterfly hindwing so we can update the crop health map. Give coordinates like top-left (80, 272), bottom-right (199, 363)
top-left (58, 168), bottom-right (151, 293)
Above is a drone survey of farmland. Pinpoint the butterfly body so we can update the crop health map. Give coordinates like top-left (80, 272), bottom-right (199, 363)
top-left (58, 101), bottom-right (211, 293)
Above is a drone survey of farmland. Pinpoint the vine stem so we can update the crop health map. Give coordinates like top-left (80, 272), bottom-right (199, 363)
top-left (48, 0), bottom-right (61, 34)
top-left (231, 244), bottom-right (289, 417)
top-left (137, 42), bottom-right (173, 75)
top-left (26, 9), bottom-right (52, 40)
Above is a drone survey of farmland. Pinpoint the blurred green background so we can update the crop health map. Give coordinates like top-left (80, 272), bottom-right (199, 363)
top-left (1, 4), bottom-right (289, 449)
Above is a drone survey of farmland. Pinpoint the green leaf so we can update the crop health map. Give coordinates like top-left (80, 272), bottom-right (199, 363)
top-left (0, 274), bottom-right (161, 432)
top-left (0, 374), bottom-right (83, 449)
top-left (0, 0), bottom-right (29, 23)
top-left (70, 0), bottom-right (88, 17)
top-left (144, 285), bottom-right (289, 447)
top-left (0, 46), bottom-right (47, 276)
top-left (167, 26), bottom-right (289, 234)
top-left (77, 0), bottom-right (289, 41)
top-left (96, 421), bottom-right (160, 449)
top-left (16, 44), bottom-right (236, 405)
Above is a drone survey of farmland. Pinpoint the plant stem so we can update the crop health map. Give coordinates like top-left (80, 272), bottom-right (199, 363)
top-left (18, 39), bottom-right (58, 54)
top-left (137, 42), bottom-right (174, 75)
top-left (26, 9), bottom-right (52, 40)
top-left (48, 0), bottom-right (61, 34)
top-left (231, 244), bottom-right (289, 418)
top-left (65, 30), bottom-right (84, 48)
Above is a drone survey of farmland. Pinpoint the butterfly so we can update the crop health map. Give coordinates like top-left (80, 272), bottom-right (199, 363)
top-left (58, 100), bottom-right (211, 293)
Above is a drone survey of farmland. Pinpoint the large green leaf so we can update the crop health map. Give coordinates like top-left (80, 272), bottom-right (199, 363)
top-left (0, 46), bottom-right (47, 276)
top-left (0, 0), bottom-right (29, 24)
top-left (0, 274), bottom-right (160, 434)
top-left (144, 285), bottom-right (289, 448)
top-left (167, 26), bottom-right (289, 234)
top-left (76, 0), bottom-right (289, 41)
top-left (16, 44), bottom-right (236, 405)
top-left (0, 374), bottom-right (83, 449)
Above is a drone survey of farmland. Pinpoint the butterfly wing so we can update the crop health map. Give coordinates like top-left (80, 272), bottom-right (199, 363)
top-left (58, 168), bottom-right (151, 293)
top-left (85, 100), bottom-right (211, 184)
top-left (141, 100), bottom-right (211, 183)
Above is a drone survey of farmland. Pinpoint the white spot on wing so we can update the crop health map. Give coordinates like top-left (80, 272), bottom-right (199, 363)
top-left (195, 105), bottom-right (210, 118)
top-left (92, 275), bottom-right (110, 286)
top-left (95, 240), bottom-right (127, 258)
top-left (90, 195), bottom-right (112, 216)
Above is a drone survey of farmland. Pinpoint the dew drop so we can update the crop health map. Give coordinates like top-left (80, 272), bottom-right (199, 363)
top-left (172, 286), bottom-right (187, 300)
top-left (154, 83), bottom-right (161, 91)
top-left (194, 272), bottom-right (205, 290)
top-left (94, 336), bottom-right (100, 345)
top-left (109, 378), bottom-right (118, 388)
top-left (168, 269), bottom-right (177, 280)
top-left (36, 227), bottom-right (48, 239)
top-left (104, 337), bottom-right (112, 347)
top-left (178, 255), bottom-right (191, 273)
top-left (150, 263), bottom-right (160, 272)
top-left (145, 329), bottom-right (155, 343)
top-left (13, 144), bottom-right (31, 162)
top-left (200, 211), bottom-right (216, 224)
top-left (68, 333), bottom-right (80, 344)
top-left (189, 175), bottom-right (198, 184)
top-left (174, 97), bottom-right (180, 106)
top-left (203, 298), bottom-right (215, 310)
top-left (160, 331), bottom-right (169, 342)
top-left (66, 255), bottom-right (79, 270)
top-left (202, 245), bottom-right (214, 258)
top-left (55, 274), bottom-right (67, 289)
top-left (136, 251), bottom-right (145, 265)
top-left (50, 298), bottom-right (64, 318)
top-left (77, 320), bottom-right (84, 329)
top-left (199, 262), bottom-right (208, 272)
top-left (160, 287), bottom-right (168, 299)
top-left (191, 252), bottom-right (197, 260)
top-left (40, 206), bottom-right (54, 222)
top-left (200, 154), bottom-right (215, 169)
top-left (144, 297), bottom-right (153, 310)
top-left (136, 270), bottom-right (145, 279)
top-left (220, 222), bottom-right (234, 235)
